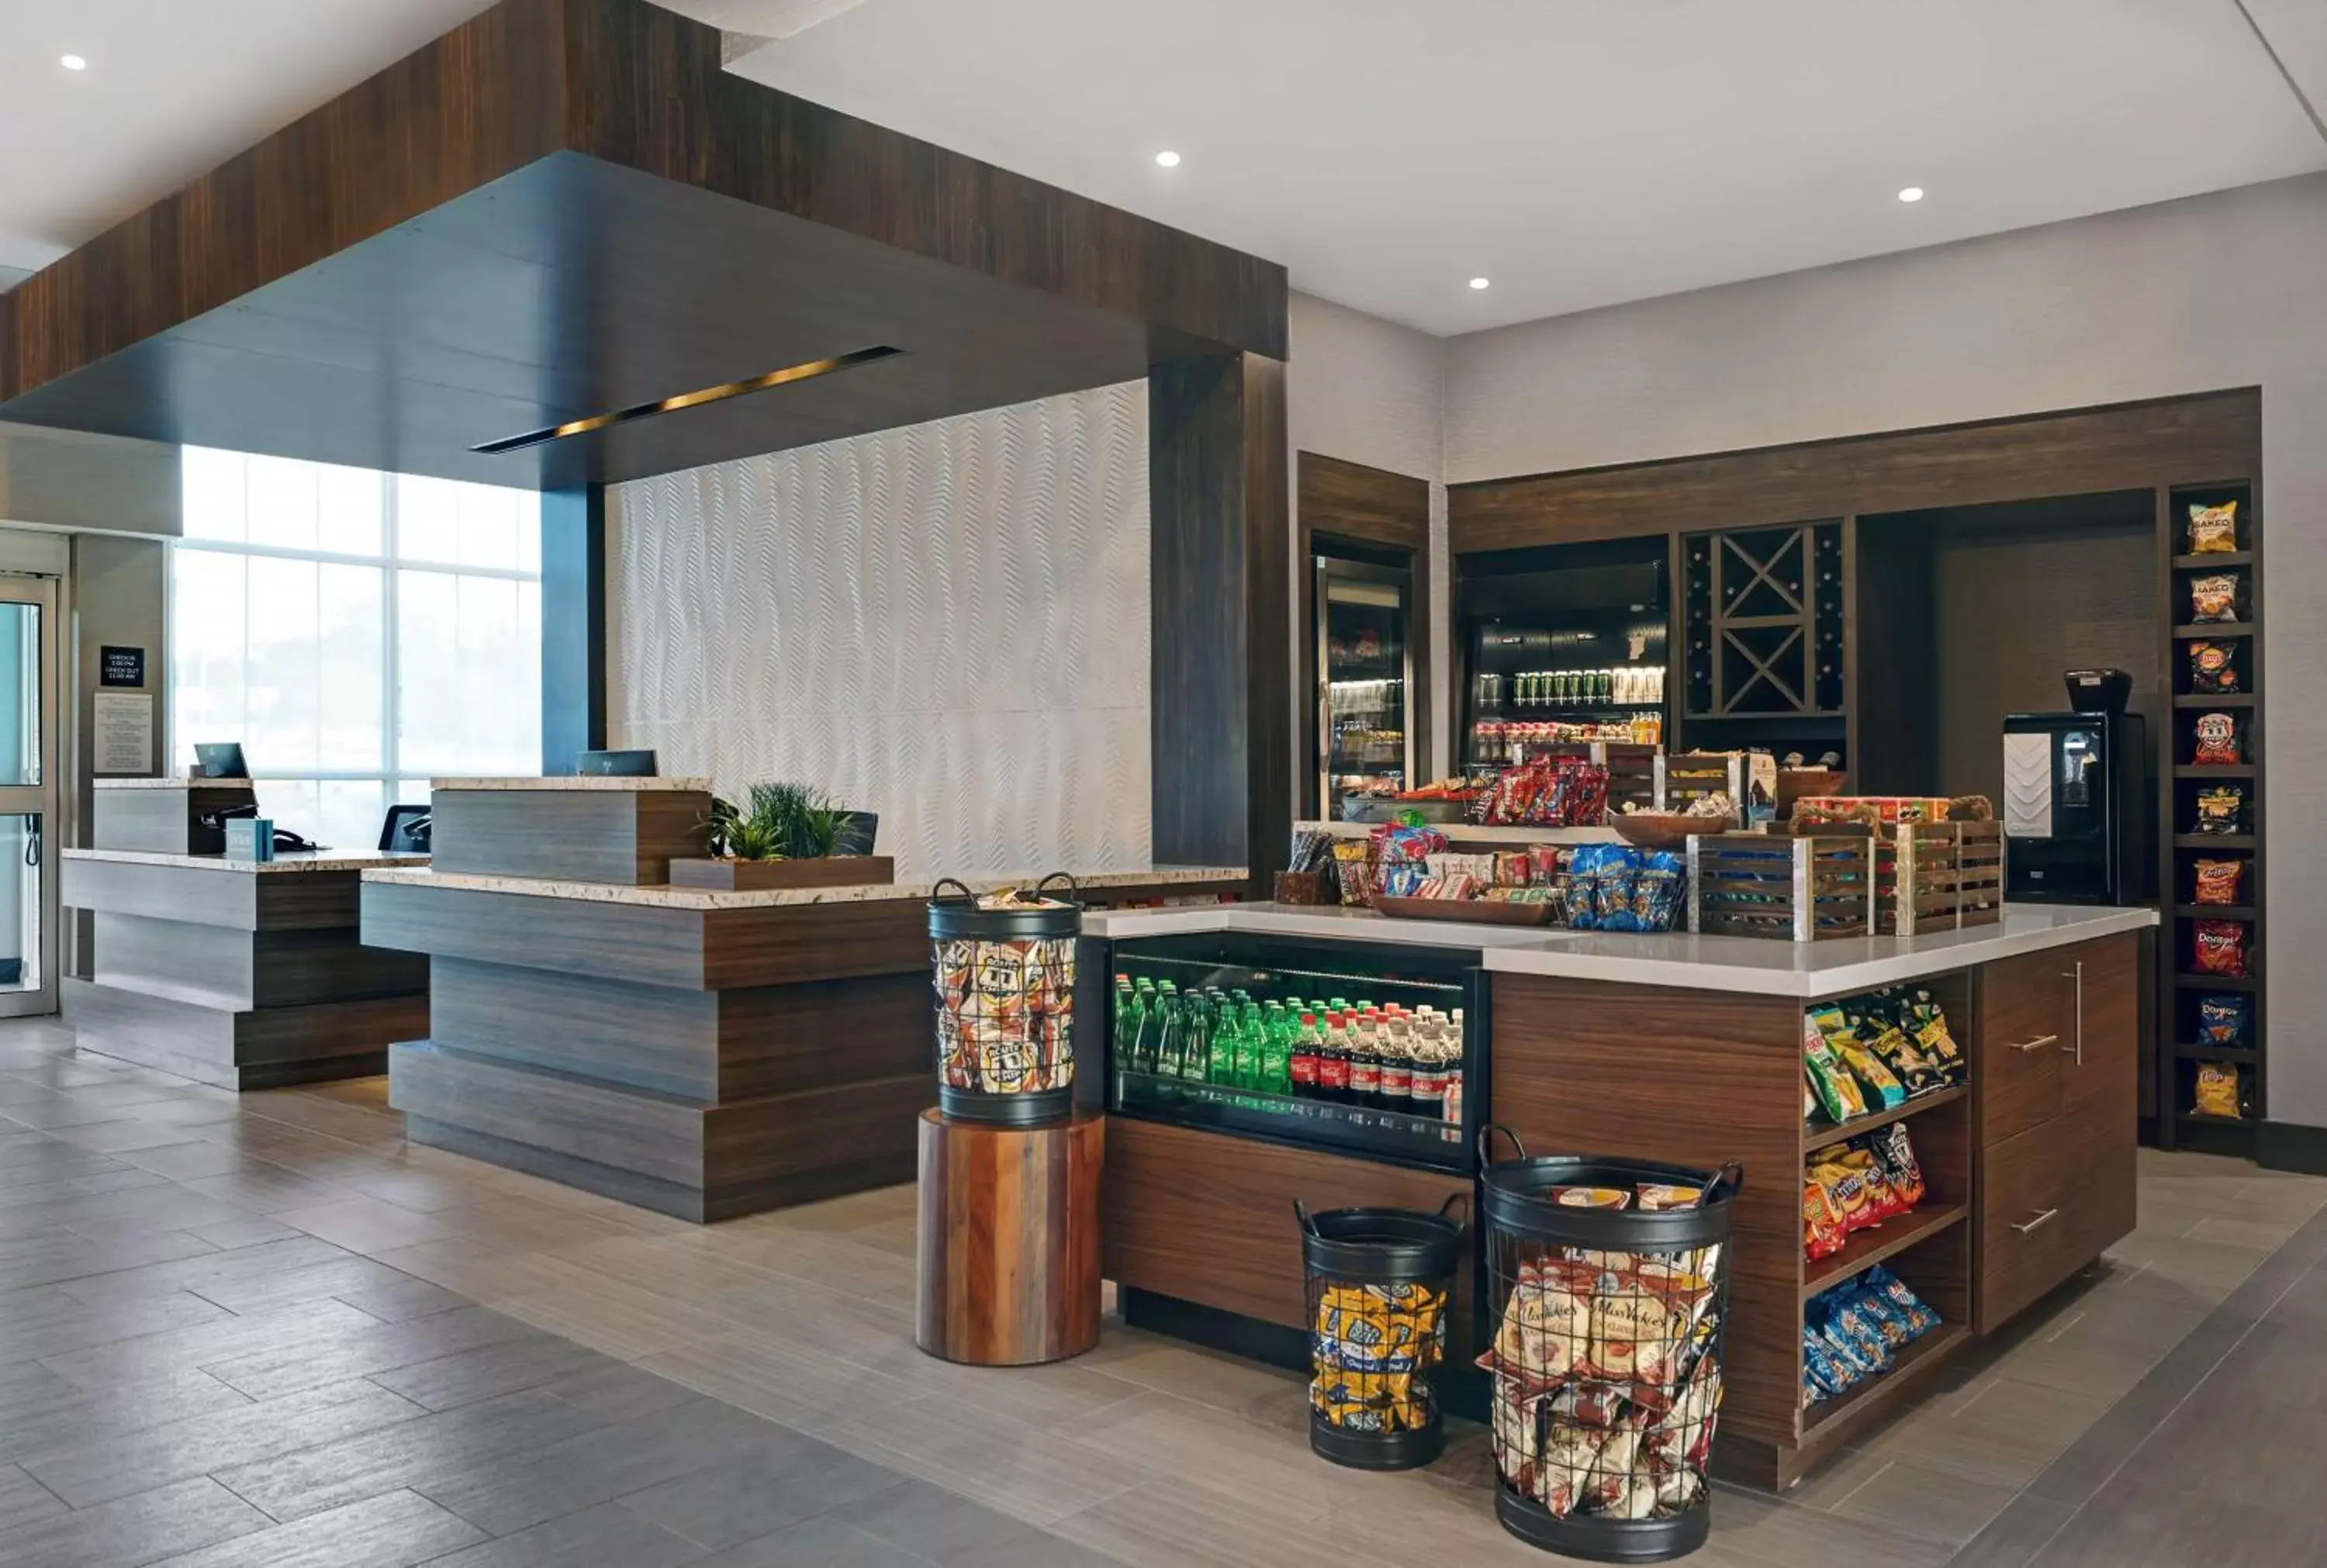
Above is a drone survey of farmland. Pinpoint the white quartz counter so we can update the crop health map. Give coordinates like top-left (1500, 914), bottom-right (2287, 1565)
top-left (361, 864), bottom-right (1246, 910)
top-left (92, 778), bottom-right (254, 790)
top-left (430, 776), bottom-right (712, 792)
top-left (65, 848), bottom-right (429, 874)
top-left (1082, 901), bottom-right (2158, 999)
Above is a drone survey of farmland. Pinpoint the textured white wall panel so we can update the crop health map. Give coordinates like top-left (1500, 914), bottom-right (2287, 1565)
top-left (607, 381), bottom-right (1151, 879)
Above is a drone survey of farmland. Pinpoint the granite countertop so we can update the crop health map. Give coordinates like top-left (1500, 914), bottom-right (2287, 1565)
top-left (92, 778), bottom-right (255, 790)
top-left (1083, 901), bottom-right (2159, 998)
top-left (360, 864), bottom-right (1246, 909)
top-left (64, 848), bottom-right (430, 874)
top-left (430, 777), bottom-right (712, 792)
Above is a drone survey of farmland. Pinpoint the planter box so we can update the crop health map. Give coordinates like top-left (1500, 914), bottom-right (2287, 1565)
top-left (666, 855), bottom-right (895, 892)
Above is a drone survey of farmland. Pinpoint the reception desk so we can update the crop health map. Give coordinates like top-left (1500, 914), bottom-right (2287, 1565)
top-left (63, 848), bottom-right (431, 1089)
top-left (368, 778), bottom-right (1243, 1221)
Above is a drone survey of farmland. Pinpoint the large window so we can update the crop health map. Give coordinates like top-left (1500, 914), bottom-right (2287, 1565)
top-left (172, 448), bottom-right (541, 850)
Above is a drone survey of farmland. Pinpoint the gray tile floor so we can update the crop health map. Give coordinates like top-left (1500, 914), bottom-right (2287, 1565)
top-left (0, 1011), bottom-right (2319, 1566)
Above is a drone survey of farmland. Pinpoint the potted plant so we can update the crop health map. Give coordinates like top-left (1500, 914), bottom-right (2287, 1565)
top-left (669, 781), bottom-right (893, 891)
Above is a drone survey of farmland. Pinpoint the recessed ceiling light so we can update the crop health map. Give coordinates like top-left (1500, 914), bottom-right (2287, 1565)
top-left (60, 54), bottom-right (88, 71)
top-left (1898, 186), bottom-right (1925, 203)
top-left (1468, 277), bottom-right (1491, 291)
top-left (1153, 150), bottom-right (1181, 168)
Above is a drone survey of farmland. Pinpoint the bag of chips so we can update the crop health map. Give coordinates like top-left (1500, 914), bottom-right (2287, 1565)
top-left (1630, 850), bottom-right (1686, 934)
top-left (2191, 711), bottom-right (2241, 766)
top-left (2188, 641), bottom-right (2239, 694)
top-left (2193, 858), bottom-right (2246, 906)
top-left (2193, 1063), bottom-right (2242, 1119)
top-left (1869, 1122), bottom-right (1926, 1208)
top-left (1331, 840), bottom-right (1374, 907)
top-left (2192, 920), bottom-right (2248, 977)
top-left (2188, 499), bottom-right (2239, 553)
top-left (1801, 1010), bottom-right (1868, 1123)
top-left (1832, 1032), bottom-right (1907, 1110)
top-left (2194, 785), bottom-right (2246, 836)
top-left (2189, 572), bottom-right (2241, 623)
top-left (2197, 992), bottom-right (2251, 1048)
top-left (1863, 1267), bottom-right (1941, 1337)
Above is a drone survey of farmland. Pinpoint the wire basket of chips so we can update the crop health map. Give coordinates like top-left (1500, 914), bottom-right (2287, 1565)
top-left (1478, 1129), bottom-right (1741, 1563)
top-left (928, 875), bottom-right (1081, 1125)
top-left (1298, 1193), bottom-right (1468, 1470)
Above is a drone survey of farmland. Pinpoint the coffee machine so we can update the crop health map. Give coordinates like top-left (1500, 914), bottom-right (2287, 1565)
top-left (2002, 669), bottom-right (2152, 905)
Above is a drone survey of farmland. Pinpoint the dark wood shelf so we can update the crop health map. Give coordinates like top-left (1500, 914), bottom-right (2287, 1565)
top-left (1803, 1204), bottom-right (1968, 1300)
top-left (2175, 974), bottom-right (2257, 991)
top-left (2173, 905), bottom-right (2255, 920)
top-left (2175, 1043), bottom-right (2260, 1063)
top-left (2173, 622), bottom-right (2254, 638)
top-left (1803, 1083), bottom-right (1967, 1152)
top-left (2173, 763), bottom-right (2253, 778)
top-left (2175, 834), bottom-right (2254, 850)
top-left (1801, 1322), bottom-right (1973, 1438)
top-left (2177, 1110), bottom-right (2253, 1127)
top-left (2173, 693), bottom-right (2254, 708)
top-left (2173, 551), bottom-right (2253, 568)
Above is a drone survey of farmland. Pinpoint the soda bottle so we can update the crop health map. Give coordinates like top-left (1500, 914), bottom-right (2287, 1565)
top-left (1261, 1006), bottom-right (1292, 1093)
top-left (1235, 1001), bottom-right (1264, 1090)
top-left (1209, 999), bottom-right (1240, 1087)
top-left (1290, 1012), bottom-right (1322, 1098)
top-left (1409, 1020), bottom-right (1446, 1120)
top-left (1347, 1010), bottom-right (1382, 1109)
top-left (1319, 1012), bottom-right (1352, 1104)
top-left (1181, 992), bottom-right (1211, 1084)
top-left (1443, 1008), bottom-right (1467, 1124)
top-left (1115, 978), bottom-right (1147, 1076)
top-left (1153, 986), bottom-right (1184, 1079)
top-left (1378, 1014), bottom-right (1414, 1116)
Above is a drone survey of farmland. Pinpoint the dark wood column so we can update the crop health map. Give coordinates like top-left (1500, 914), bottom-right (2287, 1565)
top-left (540, 482), bottom-right (607, 775)
top-left (1149, 353), bottom-right (1291, 881)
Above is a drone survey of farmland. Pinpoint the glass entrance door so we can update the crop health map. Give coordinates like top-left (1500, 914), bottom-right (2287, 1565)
top-left (0, 580), bottom-right (57, 1017)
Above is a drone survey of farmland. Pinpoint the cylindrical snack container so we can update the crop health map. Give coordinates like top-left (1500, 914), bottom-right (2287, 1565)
top-left (1299, 1195), bottom-right (1467, 1471)
top-left (927, 874), bottom-right (1081, 1126)
top-left (1478, 1128), bottom-right (1741, 1563)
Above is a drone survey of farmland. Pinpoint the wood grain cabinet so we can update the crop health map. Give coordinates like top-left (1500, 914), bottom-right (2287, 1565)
top-left (1973, 932), bottom-right (2141, 1331)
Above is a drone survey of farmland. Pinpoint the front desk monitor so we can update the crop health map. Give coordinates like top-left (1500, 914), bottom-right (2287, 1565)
top-left (194, 742), bottom-right (249, 779)
top-left (576, 749), bottom-right (657, 777)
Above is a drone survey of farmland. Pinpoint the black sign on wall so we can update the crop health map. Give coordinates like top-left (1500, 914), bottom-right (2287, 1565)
top-left (99, 646), bottom-right (146, 688)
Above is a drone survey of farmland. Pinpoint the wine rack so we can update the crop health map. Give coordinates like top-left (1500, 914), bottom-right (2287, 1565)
top-left (1682, 522), bottom-right (1847, 719)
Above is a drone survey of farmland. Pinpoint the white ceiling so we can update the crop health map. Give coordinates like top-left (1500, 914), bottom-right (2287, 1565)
top-left (732, 0), bottom-right (2327, 333)
top-left (2, 0), bottom-right (2322, 340)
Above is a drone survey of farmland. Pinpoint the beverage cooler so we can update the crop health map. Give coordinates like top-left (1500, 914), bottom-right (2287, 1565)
top-left (1104, 933), bottom-right (1485, 1173)
top-left (1456, 538), bottom-right (1670, 770)
top-left (1316, 557), bottom-right (1417, 815)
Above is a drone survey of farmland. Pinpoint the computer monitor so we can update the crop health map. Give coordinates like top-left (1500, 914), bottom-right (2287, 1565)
top-left (576, 749), bottom-right (657, 777)
top-left (379, 804), bottom-right (432, 853)
top-left (194, 742), bottom-right (249, 779)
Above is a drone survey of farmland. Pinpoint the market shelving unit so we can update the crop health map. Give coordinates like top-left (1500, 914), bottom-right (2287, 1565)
top-left (2161, 480), bottom-right (2263, 1155)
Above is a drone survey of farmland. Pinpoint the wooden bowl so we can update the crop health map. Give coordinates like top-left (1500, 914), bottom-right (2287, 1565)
top-left (1613, 812), bottom-right (1722, 849)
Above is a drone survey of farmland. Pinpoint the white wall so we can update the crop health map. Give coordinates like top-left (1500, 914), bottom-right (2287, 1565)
top-left (1285, 292), bottom-right (1452, 779)
top-left (606, 381), bottom-right (1150, 880)
top-left (1440, 171), bottom-right (2327, 1123)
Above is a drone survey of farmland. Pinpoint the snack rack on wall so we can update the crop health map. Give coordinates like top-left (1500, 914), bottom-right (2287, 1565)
top-left (2162, 482), bottom-right (2263, 1152)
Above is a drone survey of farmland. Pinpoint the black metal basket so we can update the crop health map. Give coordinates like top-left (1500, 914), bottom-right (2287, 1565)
top-left (928, 874), bottom-right (1081, 1126)
top-left (1298, 1193), bottom-right (1467, 1471)
top-left (1478, 1128), bottom-right (1741, 1563)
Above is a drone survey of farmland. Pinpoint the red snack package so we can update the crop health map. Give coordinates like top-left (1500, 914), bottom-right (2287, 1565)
top-left (1554, 759), bottom-right (1610, 827)
top-left (1803, 1179), bottom-right (1846, 1260)
top-left (1868, 1123), bottom-right (1926, 1209)
top-left (2191, 712), bottom-right (2241, 766)
top-left (2192, 920), bottom-right (2249, 977)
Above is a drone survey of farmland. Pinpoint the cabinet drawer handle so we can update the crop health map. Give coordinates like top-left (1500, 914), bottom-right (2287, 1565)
top-left (2012, 1208), bottom-right (2059, 1235)
top-left (2007, 1034), bottom-right (2059, 1053)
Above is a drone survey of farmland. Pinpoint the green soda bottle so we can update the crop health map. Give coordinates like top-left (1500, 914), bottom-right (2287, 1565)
top-left (1153, 984), bottom-right (1183, 1078)
top-left (1233, 1001), bottom-right (1263, 1089)
top-left (1181, 992), bottom-right (1211, 1083)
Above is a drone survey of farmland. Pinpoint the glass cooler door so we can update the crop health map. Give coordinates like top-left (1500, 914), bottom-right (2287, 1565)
top-left (1317, 558), bottom-right (1415, 817)
top-left (1104, 934), bottom-right (1484, 1173)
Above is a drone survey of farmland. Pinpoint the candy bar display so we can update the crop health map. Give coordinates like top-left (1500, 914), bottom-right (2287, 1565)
top-left (929, 883), bottom-right (1079, 1124)
top-left (2193, 785), bottom-right (2246, 837)
top-left (1300, 1197), bottom-right (1464, 1469)
top-left (1475, 755), bottom-right (1612, 827)
top-left (2188, 571), bottom-right (2243, 623)
top-left (2186, 499), bottom-right (2240, 554)
top-left (2190, 710), bottom-right (2242, 766)
top-left (1800, 1267), bottom-right (1940, 1406)
top-left (1480, 1145), bottom-right (1738, 1559)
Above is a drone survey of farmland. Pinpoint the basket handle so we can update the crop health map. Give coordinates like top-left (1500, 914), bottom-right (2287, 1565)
top-left (930, 877), bottom-right (976, 904)
top-left (1699, 1160), bottom-right (1745, 1204)
top-left (1476, 1122), bottom-right (1528, 1169)
top-left (1436, 1191), bottom-right (1470, 1231)
top-left (1292, 1199), bottom-right (1317, 1238)
top-left (1036, 871), bottom-right (1081, 903)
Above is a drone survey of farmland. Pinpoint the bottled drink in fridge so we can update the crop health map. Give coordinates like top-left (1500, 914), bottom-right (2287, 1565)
top-left (1443, 1007), bottom-right (1467, 1125)
top-left (1210, 1000), bottom-right (1242, 1088)
top-left (1235, 1001), bottom-right (1264, 1090)
top-left (1181, 993), bottom-right (1212, 1083)
top-left (1290, 1012), bottom-right (1322, 1097)
top-left (1319, 1012), bottom-right (1352, 1103)
top-left (1153, 985), bottom-right (1184, 1079)
top-left (1348, 1010), bottom-right (1382, 1108)
top-left (1113, 976), bottom-right (1143, 1074)
top-left (1261, 1007), bottom-right (1292, 1093)
top-left (1378, 1014), bottom-right (1414, 1116)
top-left (1409, 1020), bottom-right (1446, 1120)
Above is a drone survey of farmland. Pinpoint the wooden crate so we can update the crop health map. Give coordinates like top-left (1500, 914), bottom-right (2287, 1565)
top-left (1878, 821), bottom-right (2004, 935)
top-left (1655, 751), bottom-right (1779, 824)
top-left (1517, 741), bottom-right (1660, 815)
top-left (1686, 831), bottom-right (1877, 941)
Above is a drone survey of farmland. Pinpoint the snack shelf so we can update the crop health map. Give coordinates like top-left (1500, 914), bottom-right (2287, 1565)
top-left (2173, 693), bottom-right (2255, 708)
top-left (1801, 1083), bottom-right (1966, 1149)
top-left (2174, 974), bottom-right (2257, 991)
top-left (2173, 622), bottom-right (2253, 638)
top-left (2180, 1110), bottom-right (2252, 1127)
top-left (2173, 904), bottom-right (2254, 920)
top-left (2174, 764), bottom-right (2254, 779)
top-left (2174, 834), bottom-right (2253, 850)
top-left (2172, 550), bottom-right (2253, 568)
top-left (2175, 1043), bottom-right (2261, 1064)
top-left (1801, 1204), bottom-right (1967, 1300)
top-left (1800, 1322), bottom-right (1972, 1438)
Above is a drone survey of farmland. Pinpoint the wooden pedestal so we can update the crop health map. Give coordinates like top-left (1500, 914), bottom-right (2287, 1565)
top-left (916, 1109), bottom-right (1104, 1366)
